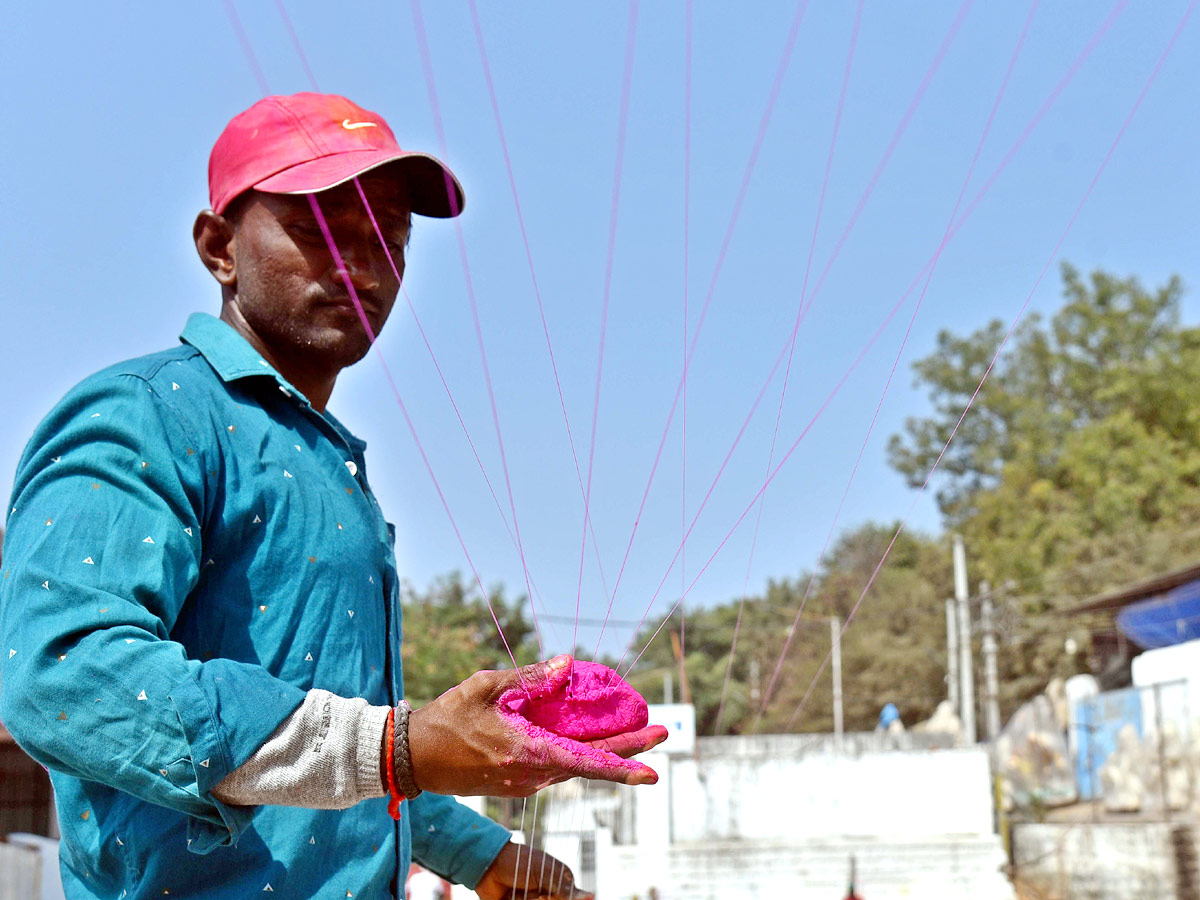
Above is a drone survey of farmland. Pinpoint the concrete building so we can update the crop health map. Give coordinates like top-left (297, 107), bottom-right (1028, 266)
top-left (532, 706), bottom-right (1014, 900)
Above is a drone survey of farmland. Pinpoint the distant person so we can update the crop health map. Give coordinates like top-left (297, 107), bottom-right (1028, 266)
top-left (877, 702), bottom-right (905, 734)
top-left (0, 91), bottom-right (665, 899)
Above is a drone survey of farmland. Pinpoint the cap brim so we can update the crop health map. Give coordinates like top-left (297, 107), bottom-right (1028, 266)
top-left (253, 149), bottom-right (465, 218)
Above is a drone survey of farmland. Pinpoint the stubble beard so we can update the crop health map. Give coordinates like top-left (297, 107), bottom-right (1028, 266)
top-left (240, 295), bottom-right (375, 376)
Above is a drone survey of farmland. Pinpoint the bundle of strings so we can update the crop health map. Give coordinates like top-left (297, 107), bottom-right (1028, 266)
top-left (223, 0), bottom-right (1197, 746)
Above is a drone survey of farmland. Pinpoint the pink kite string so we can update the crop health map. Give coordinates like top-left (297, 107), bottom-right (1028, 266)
top-left (223, 1), bottom-right (550, 671)
top-left (925, 0), bottom-right (1129, 260)
top-left (220, 0), bottom-right (269, 95)
top-left (271, 0), bottom-right (319, 91)
top-left (261, 2), bottom-right (561, 652)
top-left (617, 0), bottom-right (1128, 680)
top-left (398, 286), bottom-right (519, 554)
top-left (793, 0), bottom-right (974, 329)
top-left (590, 0), bottom-right (813, 659)
top-left (573, 0), bottom-right (641, 662)
top-left (353, 184), bottom-right (511, 569)
top-left (786, 0), bottom-right (1196, 731)
top-left (716, 0), bottom-right (865, 736)
top-left (352, 179), bottom-right (566, 649)
top-left (616, 0), bottom-right (971, 677)
top-left (680, 0), bottom-right (693, 692)
top-left (409, 0), bottom-right (543, 658)
top-left (465, 0), bottom-right (614, 608)
top-left (617, 279), bottom-right (916, 679)
top-left (614, 0), bottom-right (969, 676)
top-left (610, 335), bottom-right (797, 678)
top-left (305, 193), bottom-right (526, 682)
top-left (618, 294), bottom-right (907, 679)
top-left (753, 0), bottom-right (1041, 729)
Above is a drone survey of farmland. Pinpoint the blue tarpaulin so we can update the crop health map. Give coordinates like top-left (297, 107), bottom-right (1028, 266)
top-left (1116, 577), bottom-right (1200, 648)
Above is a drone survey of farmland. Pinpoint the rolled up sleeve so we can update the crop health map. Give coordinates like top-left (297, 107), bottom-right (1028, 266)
top-left (0, 372), bottom-right (305, 851)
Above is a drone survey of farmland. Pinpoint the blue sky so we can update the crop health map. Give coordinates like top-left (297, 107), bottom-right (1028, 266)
top-left (2, 2), bottom-right (1198, 660)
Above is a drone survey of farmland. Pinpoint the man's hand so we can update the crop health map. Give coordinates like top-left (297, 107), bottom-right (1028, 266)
top-left (475, 842), bottom-right (593, 900)
top-left (408, 655), bottom-right (668, 797)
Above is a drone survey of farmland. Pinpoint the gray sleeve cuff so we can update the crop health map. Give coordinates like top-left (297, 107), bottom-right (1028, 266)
top-left (211, 690), bottom-right (389, 810)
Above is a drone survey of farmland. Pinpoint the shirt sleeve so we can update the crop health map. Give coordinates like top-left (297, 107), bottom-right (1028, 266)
top-left (0, 372), bottom-right (305, 852)
top-left (409, 792), bottom-right (511, 889)
top-left (212, 690), bottom-right (389, 810)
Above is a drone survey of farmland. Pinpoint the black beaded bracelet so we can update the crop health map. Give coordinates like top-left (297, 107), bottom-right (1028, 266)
top-left (393, 700), bottom-right (423, 801)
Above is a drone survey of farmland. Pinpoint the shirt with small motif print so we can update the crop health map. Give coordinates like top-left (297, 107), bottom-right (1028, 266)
top-left (0, 312), bottom-right (510, 899)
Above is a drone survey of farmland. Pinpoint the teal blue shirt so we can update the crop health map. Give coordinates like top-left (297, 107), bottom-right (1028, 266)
top-left (0, 313), bottom-right (509, 898)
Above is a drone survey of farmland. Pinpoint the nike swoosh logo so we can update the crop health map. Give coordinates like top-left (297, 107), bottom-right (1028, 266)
top-left (342, 119), bottom-right (378, 130)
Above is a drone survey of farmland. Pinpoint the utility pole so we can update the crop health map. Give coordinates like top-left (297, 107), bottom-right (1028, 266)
top-left (670, 630), bottom-right (692, 704)
top-left (980, 580), bottom-right (1001, 741)
top-left (953, 534), bottom-right (977, 744)
top-left (945, 598), bottom-right (959, 713)
top-left (831, 616), bottom-right (844, 741)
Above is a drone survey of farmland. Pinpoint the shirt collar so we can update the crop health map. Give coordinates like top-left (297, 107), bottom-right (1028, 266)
top-left (180, 312), bottom-right (367, 454)
top-left (181, 312), bottom-right (284, 383)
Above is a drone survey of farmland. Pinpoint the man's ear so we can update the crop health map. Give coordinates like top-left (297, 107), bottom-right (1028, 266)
top-left (193, 210), bottom-right (237, 288)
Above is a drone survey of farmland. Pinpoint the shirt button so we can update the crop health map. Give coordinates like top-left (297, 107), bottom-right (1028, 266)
top-left (345, 461), bottom-right (358, 477)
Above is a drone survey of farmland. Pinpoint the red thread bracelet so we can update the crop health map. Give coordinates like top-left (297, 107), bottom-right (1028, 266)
top-left (385, 707), bottom-right (402, 820)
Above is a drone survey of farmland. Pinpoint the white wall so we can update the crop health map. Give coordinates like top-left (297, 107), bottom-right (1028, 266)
top-left (0, 843), bottom-right (41, 900)
top-left (1131, 638), bottom-right (1200, 734)
top-left (1013, 822), bottom-right (1194, 900)
top-left (667, 746), bottom-right (995, 841)
top-left (597, 834), bottom-right (1013, 900)
top-left (533, 734), bottom-right (1004, 900)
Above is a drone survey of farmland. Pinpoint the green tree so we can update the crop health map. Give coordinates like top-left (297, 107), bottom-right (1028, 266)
top-left (399, 572), bottom-right (539, 706)
top-left (888, 264), bottom-right (1189, 522)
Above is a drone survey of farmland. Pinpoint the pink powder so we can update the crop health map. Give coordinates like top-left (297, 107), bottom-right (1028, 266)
top-left (502, 660), bottom-right (648, 740)
top-left (498, 658), bottom-right (660, 783)
top-left (510, 719), bottom-right (654, 782)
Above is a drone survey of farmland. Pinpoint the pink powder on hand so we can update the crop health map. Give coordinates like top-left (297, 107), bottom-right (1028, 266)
top-left (503, 660), bottom-right (648, 740)
top-left (497, 659), bottom-right (661, 784)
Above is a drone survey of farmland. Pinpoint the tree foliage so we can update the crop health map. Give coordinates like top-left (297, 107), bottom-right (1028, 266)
top-left (399, 572), bottom-right (539, 706)
top-left (888, 264), bottom-right (1192, 524)
top-left (893, 265), bottom-right (1200, 593)
top-left (625, 523), bottom-right (952, 735)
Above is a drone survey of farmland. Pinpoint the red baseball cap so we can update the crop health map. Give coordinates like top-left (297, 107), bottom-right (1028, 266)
top-left (208, 92), bottom-right (465, 218)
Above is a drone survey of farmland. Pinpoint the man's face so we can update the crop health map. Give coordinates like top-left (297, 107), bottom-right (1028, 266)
top-left (227, 170), bottom-right (411, 373)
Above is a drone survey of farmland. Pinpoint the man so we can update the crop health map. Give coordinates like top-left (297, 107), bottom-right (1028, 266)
top-left (0, 92), bottom-right (665, 899)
